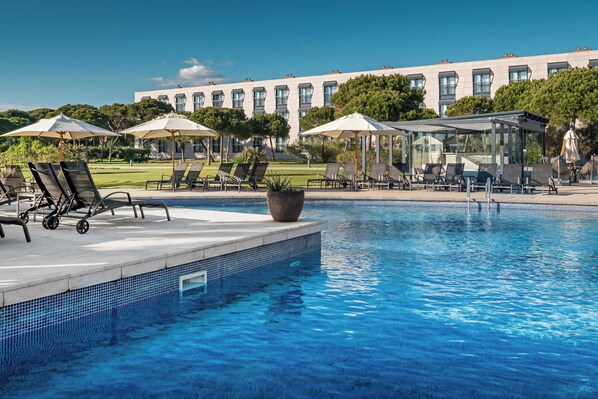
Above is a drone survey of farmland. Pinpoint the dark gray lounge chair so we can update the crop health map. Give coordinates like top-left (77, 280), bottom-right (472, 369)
top-left (222, 163), bottom-right (251, 192)
top-left (20, 163), bottom-right (71, 224)
top-left (412, 163), bottom-right (443, 190)
top-left (469, 163), bottom-right (498, 191)
top-left (182, 163), bottom-right (205, 190)
top-left (241, 163), bottom-right (269, 191)
top-left (307, 163), bottom-right (341, 188)
top-left (523, 164), bottom-right (557, 194)
top-left (145, 162), bottom-right (189, 190)
top-left (388, 164), bottom-right (410, 190)
top-left (0, 216), bottom-right (31, 242)
top-left (204, 162), bottom-right (234, 191)
top-left (435, 163), bottom-right (465, 192)
top-left (338, 162), bottom-right (355, 188)
top-left (364, 163), bottom-right (389, 189)
top-left (495, 164), bottom-right (523, 193)
top-left (57, 161), bottom-right (170, 234)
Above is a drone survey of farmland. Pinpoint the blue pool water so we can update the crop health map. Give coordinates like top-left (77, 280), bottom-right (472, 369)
top-left (1, 201), bottom-right (597, 398)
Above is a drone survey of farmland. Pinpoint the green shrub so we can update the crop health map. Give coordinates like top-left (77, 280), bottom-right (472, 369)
top-left (123, 147), bottom-right (150, 162)
top-left (237, 147), bottom-right (267, 163)
top-left (264, 174), bottom-right (294, 191)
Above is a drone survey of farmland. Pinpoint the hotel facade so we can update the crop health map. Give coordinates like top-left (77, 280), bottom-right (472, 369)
top-left (135, 49), bottom-right (598, 160)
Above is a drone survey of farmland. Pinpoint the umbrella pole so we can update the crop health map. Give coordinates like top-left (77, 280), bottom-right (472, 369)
top-left (58, 132), bottom-right (65, 161)
top-left (354, 132), bottom-right (359, 190)
top-left (171, 132), bottom-right (176, 191)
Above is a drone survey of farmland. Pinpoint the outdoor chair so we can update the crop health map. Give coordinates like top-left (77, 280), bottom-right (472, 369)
top-left (306, 163), bottom-right (341, 188)
top-left (20, 163), bottom-right (72, 224)
top-left (469, 163), bottom-right (498, 192)
top-left (434, 163), bottom-right (465, 192)
top-left (56, 161), bottom-right (170, 234)
top-left (145, 162), bottom-right (189, 190)
top-left (240, 162), bottom-right (269, 191)
top-left (0, 216), bottom-right (31, 242)
top-left (523, 164), bottom-right (557, 194)
top-left (204, 162), bottom-right (234, 191)
top-left (360, 163), bottom-right (389, 189)
top-left (222, 163), bottom-right (251, 192)
top-left (495, 164), bottom-right (523, 194)
top-left (412, 163), bottom-right (443, 190)
top-left (338, 162), bottom-right (355, 188)
top-left (388, 164), bottom-right (410, 190)
top-left (181, 162), bottom-right (204, 190)
top-left (0, 181), bottom-right (19, 206)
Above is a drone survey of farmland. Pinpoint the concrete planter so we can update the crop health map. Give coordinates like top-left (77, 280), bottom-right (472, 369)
top-left (266, 190), bottom-right (305, 222)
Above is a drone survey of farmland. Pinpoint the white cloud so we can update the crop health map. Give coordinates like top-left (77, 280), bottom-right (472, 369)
top-left (149, 58), bottom-right (230, 88)
top-left (0, 103), bottom-right (47, 112)
top-left (222, 60), bottom-right (234, 66)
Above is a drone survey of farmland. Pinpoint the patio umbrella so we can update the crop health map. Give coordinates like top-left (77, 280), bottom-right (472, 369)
top-left (1, 114), bottom-right (119, 160)
top-left (121, 113), bottom-right (218, 187)
top-left (300, 112), bottom-right (401, 180)
top-left (560, 128), bottom-right (580, 164)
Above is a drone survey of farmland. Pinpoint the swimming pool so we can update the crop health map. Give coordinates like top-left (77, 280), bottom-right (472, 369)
top-left (1, 201), bottom-right (597, 398)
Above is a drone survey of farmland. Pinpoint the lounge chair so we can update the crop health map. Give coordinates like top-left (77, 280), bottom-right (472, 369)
top-left (0, 181), bottom-right (18, 206)
top-left (307, 163), bottom-right (341, 188)
top-left (360, 163), bottom-right (388, 189)
top-left (181, 162), bottom-right (205, 190)
top-left (469, 163), bottom-right (497, 191)
top-left (204, 162), bottom-right (234, 191)
top-left (241, 162), bottom-right (269, 191)
top-left (412, 163), bottom-right (443, 190)
top-left (435, 163), bottom-right (465, 192)
top-left (495, 164), bottom-right (523, 194)
top-left (0, 216), bottom-right (31, 242)
top-left (56, 161), bottom-right (170, 234)
top-left (338, 162), bottom-right (355, 188)
top-left (523, 164), bottom-right (557, 194)
top-left (222, 163), bottom-right (252, 192)
top-left (145, 162), bottom-right (189, 190)
top-left (388, 164), bottom-right (410, 190)
top-left (20, 163), bottom-right (71, 223)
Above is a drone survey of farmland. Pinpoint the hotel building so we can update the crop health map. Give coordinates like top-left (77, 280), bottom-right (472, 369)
top-left (135, 48), bottom-right (597, 160)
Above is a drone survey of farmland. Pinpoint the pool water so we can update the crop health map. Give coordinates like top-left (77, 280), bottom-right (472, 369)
top-left (1, 201), bottom-right (597, 398)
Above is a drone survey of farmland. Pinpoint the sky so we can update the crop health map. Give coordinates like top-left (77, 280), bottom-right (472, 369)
top-left (0, 0), bottom-right (596, 111)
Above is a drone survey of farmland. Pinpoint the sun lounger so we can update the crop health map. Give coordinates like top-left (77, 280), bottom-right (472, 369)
top-left (338, 162), bottom-right (355, 188)
top-left (523, 163), bottom-right (557, 194)
top-left (412, 163), bottom-right (443, 190)
top-left (495, 164), bottom-right (523, 193)
top-left (388, 164), bottom-right (410, 190)
top-left (359, 163), bottom-right (388, 189)
top-left (469, 163), bottom-right (497, 191)
top-left (179, 162), bottom-right (204, 190)
top-left (222, 163), bottom-right (251, 192)
top-left (307, 163), bottom-right (341, 188)
top-left (0, 216), bottom-right (31, 242)
top-left (20, 163), bottom-right (71, 223)
top-left (56, 161), bottom-right (170, 234)
top-left (240, 162), bottom-right (269, 191)
top-left (204, 162), bottom-right (234, 191)
top-left (145, 162), bottom-right (189, 190)
top-left (434, 163), bottom-right (465, 192)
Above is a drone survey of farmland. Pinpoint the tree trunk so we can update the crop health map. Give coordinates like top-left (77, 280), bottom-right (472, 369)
top-left (200, 139), bottom-right (214, 163)
top-left (108, 137), bottom-right (119, 163)
top-left (269, 136), bottom-right (276, 161)
top-left (178, 140), bottom-right (185, 163)
top-left (219, 135), bottom-right (224, 162)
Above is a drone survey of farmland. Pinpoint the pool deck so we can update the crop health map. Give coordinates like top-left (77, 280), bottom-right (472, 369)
top-left (0, 206), bottom-right (323, 307)
top-left (127, 183), bottom-right (598, 207)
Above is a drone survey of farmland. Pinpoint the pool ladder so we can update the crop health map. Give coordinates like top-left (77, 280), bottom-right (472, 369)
top-left (466, 177), bottom-right (494, 211)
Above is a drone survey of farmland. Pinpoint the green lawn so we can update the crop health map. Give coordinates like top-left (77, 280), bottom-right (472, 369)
top-left (87, 161), bottom-right (327, 189)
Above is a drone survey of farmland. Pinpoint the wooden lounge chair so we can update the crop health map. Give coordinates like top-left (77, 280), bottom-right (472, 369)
top-left (145, 162), bottom-right (189, 190)
top-left (523, 164), bottom-right (557, 194)
top-left (204, 162), bottom-right (234, 191)
top-left (0, 216), bottom-right (31, 242)
top-left (307, 163), bottom-right (341, 188)
top-left (55, 161), bottom-right (170, 234)
top-left (434, 163), bottom-right (465, 192)
top-left (222, 163), bottom-right (251, 192)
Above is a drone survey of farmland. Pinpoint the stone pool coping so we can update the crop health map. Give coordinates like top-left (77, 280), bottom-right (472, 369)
top-left (0, 207), bottom-right (324, 307)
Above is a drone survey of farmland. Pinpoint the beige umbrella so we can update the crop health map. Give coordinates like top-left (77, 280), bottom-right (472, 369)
top-left (2, 114), bottom-right (119, 160)
top-left (300, 112), bottom-right (403, 180)
top-left (559, 128), bottom-right (581, 184)
top-left (121, 113), bottom-right (218, 188)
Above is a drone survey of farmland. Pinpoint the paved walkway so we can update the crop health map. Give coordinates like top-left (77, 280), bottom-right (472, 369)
top-left (120, 183), bottom-right (598, 207)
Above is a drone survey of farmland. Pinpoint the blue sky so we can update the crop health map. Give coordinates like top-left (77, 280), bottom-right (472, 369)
top-left (1, 0), bottom-right (596, 111)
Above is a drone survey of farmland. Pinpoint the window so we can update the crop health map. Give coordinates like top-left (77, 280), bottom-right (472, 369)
top-left (439, 72), bottom-right (456, 99)
top-left (232, 90), bottom-right (244, 109)
top-left (231, 138), bottom-right (244, 153)
top-left (253, 88), bottom-right (266, 111)
top-left (298, 110), bottom-right (308, 131)
top-left (140, 96), bottom-right (151, 101)
top-left (212, 91), bottom-right (224, 107)
top-left (275, 137), bottom-right (288, 153)
top-left (211, 137), bottom-right (220, 153)
top-left (253, 137), bottom-right (263, 149)
top-left (158, 139), bottom-right (168, 153)
top-left (589, 59), bottom-right (598, 68)
top-left (299, 84), bottom-right (313, 107)
top-left (158, 95), bottom-right (169, 104)
top-left (509, 66), bottom-right (529, 83)
top-left (323, 82), bottom-right (338, 106)
top-left (175, 95), bottom-right (186, 112)
top-left (277, 110), bottom-right (290, 121)
top-left (473, 69), bottom-right (492, 97)
top-left (408, 74), bottom-right (425, 89)
top-left (547, 62), bottom-right (569, 76)
top-left (193, 139), bottom-right (204, 153)
top-left (275, 86), bottom-right (289, 109)
top-left (439, 100), bottom-right (454, 118)
top-left (193, 93), bottom-right (204, 111)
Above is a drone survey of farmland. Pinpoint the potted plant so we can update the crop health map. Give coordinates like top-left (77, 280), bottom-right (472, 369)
top-left (265, 174), bottom-right (305, 222)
